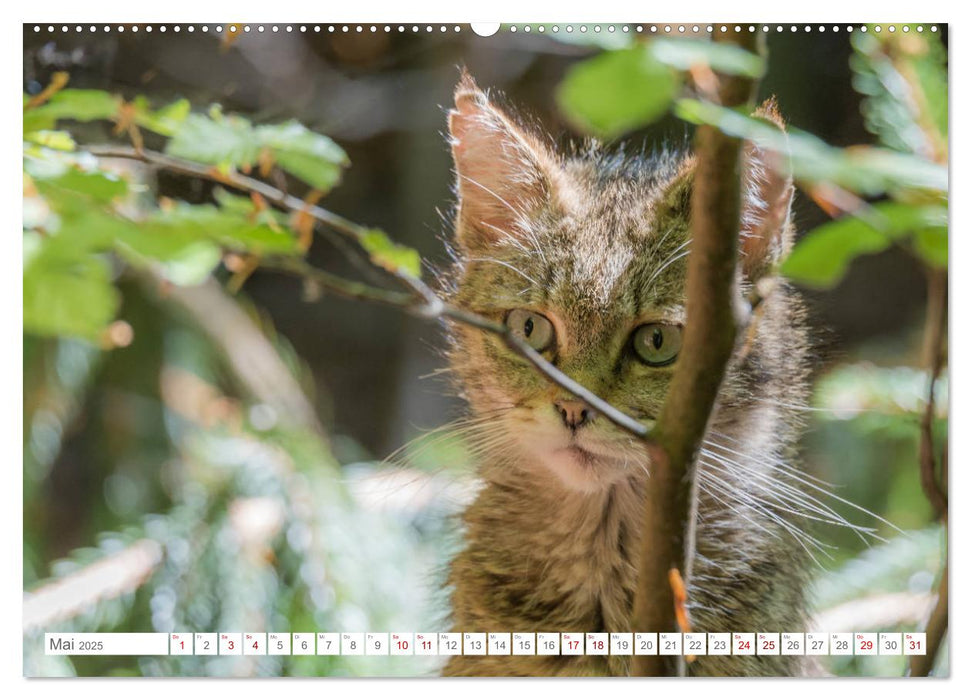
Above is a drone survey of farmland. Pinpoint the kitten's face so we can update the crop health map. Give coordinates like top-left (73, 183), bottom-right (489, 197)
top-left (446, 76), bottom-right (793, 493)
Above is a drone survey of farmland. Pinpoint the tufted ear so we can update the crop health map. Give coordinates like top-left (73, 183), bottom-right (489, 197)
top-left (448, 72), bottom-right (562, 253)
top-left (739, 98), bottom-right (795, 278)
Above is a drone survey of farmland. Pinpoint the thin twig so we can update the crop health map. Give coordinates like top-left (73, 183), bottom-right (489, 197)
top-left (911, 266), bottom-right (948, 677)
top-left (631, 30), bottom-right (760, 677)
top-left (919, 268), bottom-right (948, 516)
top-left (911, 561), bottom-right (948, 677)
top-left (267, 258), bottom-right (651, 437)
top-left (86, 146), bottom-right (651, 438)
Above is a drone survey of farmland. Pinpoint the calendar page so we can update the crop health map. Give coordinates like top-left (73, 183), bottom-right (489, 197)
top-left (21, 12), bottom-right (949, 681)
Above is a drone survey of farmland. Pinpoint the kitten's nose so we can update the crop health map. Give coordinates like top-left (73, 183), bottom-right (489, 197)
top-left (555, 400), bottom-right (591, 430)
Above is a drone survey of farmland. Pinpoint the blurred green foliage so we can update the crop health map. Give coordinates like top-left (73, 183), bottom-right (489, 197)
top-left (556, 27), bottom-right (948, 287)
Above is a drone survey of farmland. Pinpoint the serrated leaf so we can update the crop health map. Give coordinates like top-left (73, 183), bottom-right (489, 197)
top-left (165, 113), bottom-right (261, 170)
top-left (650, 38), bottom-right (765, 78)
top-left (557, 45), bottom-right (681, 138)
top-left (360, 229), bottom-right (421, 278)
top-left (24, 255), bottom-right (120, 339)
top-left (256, 121), bottom-right (349, 192)
top-left (782, 202), bottom-right (948, 288)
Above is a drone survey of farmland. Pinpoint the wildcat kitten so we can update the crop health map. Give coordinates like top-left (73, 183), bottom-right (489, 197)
top-left (441, 74), bottom-right (812, 676)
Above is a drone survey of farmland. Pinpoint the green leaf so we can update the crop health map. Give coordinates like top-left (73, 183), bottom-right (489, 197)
top-left (27, 89), bottom-right (120, 126)
top-left (212, 187), bottom-right (287, 226)
top-left (24, 131), bottom-right (76, 151)
top-left (557, 45), bottom-right (681, 138)
top-left (256, 121), bottom-right (349, 192)
top-left (165, 112), bottom-right (261, 170)
top-left (650, 38), bottom-right (765, 78)
top-left (851, 30), bottom-right (947, 156)
top-left (782, 218), bottom-right (891, 288)
top-left (781, 202), bottom-right (948, 287)
top-left (24, 255), bottom-right (120, 339)
top-left (913, 226), bottom-right (948, 267)
top-left (131, 97), bottom-right (191, 137)
top-left (156, 203), bottom-right (299, 255)
top-left (115, 228), bottom-right (222, 286)
top-left (360, 229), bottom-right (422, 278)
top-left (35, 168), bottom-right (128, 205)
top-left (674, 99), bottom-right (948, 195)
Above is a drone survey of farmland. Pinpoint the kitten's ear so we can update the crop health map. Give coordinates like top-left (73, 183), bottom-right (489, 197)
top-left (448, 72), bottom-right (561, 253)
top-left (739, 98), bottom-right (795, 278)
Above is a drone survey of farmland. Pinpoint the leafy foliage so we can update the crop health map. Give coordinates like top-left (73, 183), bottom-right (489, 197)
top-left (557, 45), bottom-right (681, 138)
top-left (21, 83), bottom-right (408, 340)
top-left (781, 202), bottom-right (947, 287)
top-left (553, 34), bottom-right (948, 288)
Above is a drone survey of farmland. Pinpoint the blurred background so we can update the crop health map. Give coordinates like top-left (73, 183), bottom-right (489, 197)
top-left (22, 24), bottom-right (947, 677)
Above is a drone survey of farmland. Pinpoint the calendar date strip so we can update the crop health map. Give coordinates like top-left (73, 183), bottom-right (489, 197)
top-left (44, 631), bottom-right (926, 657)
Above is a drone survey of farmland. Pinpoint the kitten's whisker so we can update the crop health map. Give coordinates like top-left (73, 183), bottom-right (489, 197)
top-left (700, 447), bottom-right (880, 540)
top-left (707, 431), bottom-right (834, 487)
top-left (703, 436), bottom-right (901, 537)
top-left (645, 237), bottom-right (692, 291)
top-left (467, 257), bottom-right (541, 287)
top-left (699, 468), bottom-right (830, 566)
top-left (702, 455), bottom-right (877, 539)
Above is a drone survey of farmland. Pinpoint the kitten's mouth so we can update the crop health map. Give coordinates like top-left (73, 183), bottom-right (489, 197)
top-left (559, 442), bottom-right (610, 467)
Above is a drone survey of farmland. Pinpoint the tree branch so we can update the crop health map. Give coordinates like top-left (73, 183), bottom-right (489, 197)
top-left (918, 268), bottom-right (948, 516)
top-left (910, 560), bottom-right (947, 677)
top-left (911, 266), bottom-right (948, 677)
top-left (631, 30), bottom-right (760, 676)
top-left (88, 146), bottom-right (651, 439)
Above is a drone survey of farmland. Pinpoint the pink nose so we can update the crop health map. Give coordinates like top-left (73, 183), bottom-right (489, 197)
top-left (555, 400), bottom-right (592, 430)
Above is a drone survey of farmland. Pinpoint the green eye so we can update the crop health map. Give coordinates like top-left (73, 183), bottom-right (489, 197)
top-left (506, 309), bottom-right (555, 351)
top-left (632, 323), bottom-right (682, 366)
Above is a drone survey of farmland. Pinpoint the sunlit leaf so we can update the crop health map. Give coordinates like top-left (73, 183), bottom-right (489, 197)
top-left (24, 131), bottom-right (76, 151)
top-left (35, 168), bottom-right (128, 205)
top-left (913, 226), bottom-right (948, 267)
top-left (360, 228), bottom-right (422, 278)
top-left (256, 121), bottom-right (349, 192)
top-left (24, 255), bottom-right (120, 339)
top-left (782, 202), bottom-right (947, 287)
top-left (851, 29), bottom-right (947, 159)
top-left (675, 99), bottom-right (948, 195)
top-left (130, 97), bottom-right (191, 137)
top-left (27, 89), bottom-right (121, 125)
top-left (166, 112), bottom-right (261, 170)
top-left (557, 45), bottom-right (681, 138)
top-left (155, 203), bottom-right (299, 255)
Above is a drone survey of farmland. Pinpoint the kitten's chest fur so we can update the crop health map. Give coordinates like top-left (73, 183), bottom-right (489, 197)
top-left (444, 440), bottom-right (811, 677)
top-left (446, 469), bottom-right (642, 675)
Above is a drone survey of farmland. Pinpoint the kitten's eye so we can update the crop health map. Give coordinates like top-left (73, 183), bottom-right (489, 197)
top-left (632, 323), bottom-right (682, 367)
top-left (506, 309), bottom-right (555, 352)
